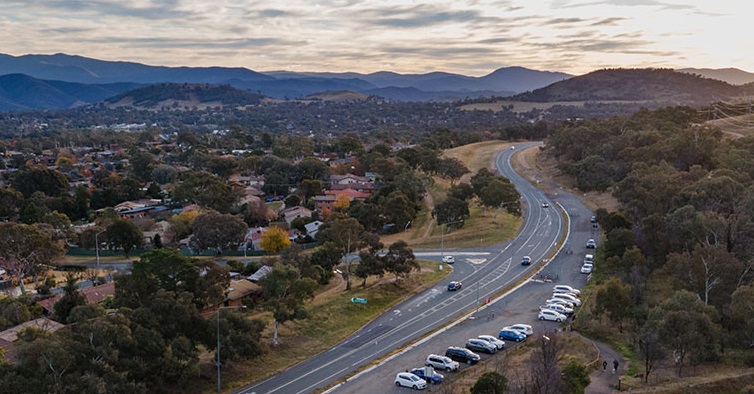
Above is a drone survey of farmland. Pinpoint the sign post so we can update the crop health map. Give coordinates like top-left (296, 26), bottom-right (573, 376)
top-left (351, 297), bottom-right (367, 304)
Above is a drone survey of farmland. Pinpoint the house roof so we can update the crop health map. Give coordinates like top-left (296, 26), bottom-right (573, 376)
top-left (226, 279), bottom-right (261, 301)
top-left (324, 189), bottom-right (371, 199)
top-left (37, 282), bottom-right (116, 313)
top-left (247, 265), bottom-right (273, 282)
top-left (0, 318), bottom-right (64, 342)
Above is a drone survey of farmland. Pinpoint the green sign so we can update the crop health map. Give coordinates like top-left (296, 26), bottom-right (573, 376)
top-left (351, 297), bottom-right (367, 304)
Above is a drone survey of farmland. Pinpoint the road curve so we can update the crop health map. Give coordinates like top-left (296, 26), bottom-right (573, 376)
top-left (236, 142), bottom-right (572, 394)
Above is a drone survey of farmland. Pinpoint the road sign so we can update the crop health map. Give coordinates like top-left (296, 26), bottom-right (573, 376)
top-left (351, 297), bottom-right (367, 304)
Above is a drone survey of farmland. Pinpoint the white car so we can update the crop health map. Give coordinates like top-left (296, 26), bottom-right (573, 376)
top-left (395, 372), bottom-right (427, 390)
top-left (442, 255), bottom-right (455, 264)
top-left (503, 324), bottom-right (533, 336)
top-left (551, 293), bottom-right (581, 306)
top-left (538, 309), bottom-right (567, 322)
top-left (580, 263), bottom-right (593, 274)
top-left (541, 303), bottom-right (574, 315)
top-left (553, 285), bottom-right (581, 296)
top-left (584, 254), bottom-right (594, 263)
top-left (586, 239), bottom-right (596, 248)
top-left (545, 298), bottom-right (575, 308)
top-left (478, 334), bottom-right (505, 350)
top-left (425, 354), bottom-right (459, 372)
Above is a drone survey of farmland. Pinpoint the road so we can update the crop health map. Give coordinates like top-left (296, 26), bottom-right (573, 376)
top-left (237, 142), bottom-right (595, 394)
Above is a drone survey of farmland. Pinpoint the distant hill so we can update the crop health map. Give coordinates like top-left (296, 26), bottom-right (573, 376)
top-left (265, 66), bottom-right (570, 94)
top-left (104, 83), bottom-right (264, 110)
top-left (678, 68), bottom-right (754, 85)
top-left (513, 68), bottom-right (743, 105)
top-left (0, 53), bottom-right (274, 84)
top-left (0, 73), bottom-right (140, 111)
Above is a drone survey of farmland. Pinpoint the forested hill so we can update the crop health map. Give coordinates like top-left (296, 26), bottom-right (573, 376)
top-left (104, 83), bottom-right (265, 110)
top-left (513, 68), bottom-right (744, 105)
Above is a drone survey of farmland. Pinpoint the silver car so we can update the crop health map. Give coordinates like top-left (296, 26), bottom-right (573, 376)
top-left (477, 334), bottom-right (505, 350)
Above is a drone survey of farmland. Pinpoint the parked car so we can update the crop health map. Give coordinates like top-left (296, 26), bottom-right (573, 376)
top-left (580, 263), bottom-right (593, 274)
top-left (521, 255), bottom-right (532, 266)
top-left (538, 309), bottom-right (567, 322)
top-left (541, 202), bottom-right (550, 208)
top-left (551, 293), bottom-right (581, 306)
top-left (541, 303), bottom-right (574, 315)
top-left (503, 324), bottom-right (534, 336)
top-left (410, 368), bottom-right (444, 384)
top-left (584, 254), bottom-right (594, 263)
top-left (586, 239), bottom-right (596, 248)
top-left (553, 285), bottom-right (581, 296)
top-left (442, 255), bottom-right (455, 264)
top-left (465, 338), bottom-right (497, 354)
top-left (498, 329), bottom-right (527, 342)
top-left (395, 372), bottom-right (427, 390)
top-left (478, 334), bottom-right (505, 350)
top-left (445, 346), bottom-right (481, 365)
top-left (545, 298), bottom-right (575, 308)
top-left (425, 354), bottom-right (460, 372)
top-left (447, 281), bottom-right (462, 291)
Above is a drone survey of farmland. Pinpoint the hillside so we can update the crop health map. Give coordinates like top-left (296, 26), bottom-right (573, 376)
top-left (678, 67), bottom-right (754, 85)
top-left (301, 90), bottom-right (369, 102)
top-left (104, 83), bottom-right (264, 110)
top-left (513, 68), bottom-right (743, 105)
top-left (0, 73), bottom-right (140, 111)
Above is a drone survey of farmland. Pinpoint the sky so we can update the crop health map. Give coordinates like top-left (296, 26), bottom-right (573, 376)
top-left (2, 0), bottom-right (752, 76)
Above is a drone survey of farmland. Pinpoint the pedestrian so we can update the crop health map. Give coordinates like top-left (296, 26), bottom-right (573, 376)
top-left (613, 359), bottom-right (619, 374)
top-left (602, 360), bottom-right (607, 371)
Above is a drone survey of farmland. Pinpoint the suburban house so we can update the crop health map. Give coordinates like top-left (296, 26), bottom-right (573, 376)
top-left (0, 318), bottom-right (65, 363)
top-left (225, 279), bottom-right (262, 307)
top-left (279, 206), bottom-right (313, 225)
top-left (329, 173), bottom-right (369, 185)
top-left (304, 220), bottom-right (324, 239)
top-left (314, 194), bottom-right (337, 213)
top-left (37, 282), bottom-right (116, 316)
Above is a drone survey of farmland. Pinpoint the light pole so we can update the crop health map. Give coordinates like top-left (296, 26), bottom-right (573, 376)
top-left (217, 305), bottom-right (247, 393)
top-left (440, 220), bottom-right (464, 265)
top-left (95, 229), bottom-right (106, 268)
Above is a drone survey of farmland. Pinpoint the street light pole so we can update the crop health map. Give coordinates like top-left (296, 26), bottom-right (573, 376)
top-left (95, 229), bottom-right (106, 268)
top-left (217, 305), bottom-right (247, 393)
top-left (439, 220), bottom-right (464, 265)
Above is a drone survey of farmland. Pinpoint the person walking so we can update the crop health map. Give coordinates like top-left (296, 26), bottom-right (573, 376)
top-left (612, 359), bottom-right (619, 374)
top-left (602, 360), bottom-right (607, 371)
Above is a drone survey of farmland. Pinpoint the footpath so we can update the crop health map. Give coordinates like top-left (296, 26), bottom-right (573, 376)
top-left (585, 338), bottom-right (626, 394)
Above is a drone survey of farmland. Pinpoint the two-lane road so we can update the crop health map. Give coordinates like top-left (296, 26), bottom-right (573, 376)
top-left (237, 142), bottom-right (570, 394)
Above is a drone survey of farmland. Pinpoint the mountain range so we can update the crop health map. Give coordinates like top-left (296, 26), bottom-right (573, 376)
top-left (0, 53), bottom-right (753, 111)
top-left (0, 53), bottom-right (571, 110)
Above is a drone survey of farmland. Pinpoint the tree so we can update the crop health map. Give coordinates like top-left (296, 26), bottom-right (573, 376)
top-left (333, 194), bottom-right (351, 211)
top-left (316, 218), bottom-right (379, 290)
top-left (190, 212), bottom-right (248, 255)
top-left (380, 191), bottom-right (415, 231)
top-left (603, 228), bottom-right (636, 260)
top-left (666, 244), bottom-right (742, 306)
top-left (0, 188), bottom-right (24, 220)
top-left (637, 321), bottom-right (666, 383)
top-left (448, 183), bottom-right (475, 201)
top-left (53, 274), bottom-right (86, 323)
top-left (436, 157), bottom-right (469, 183)
top-left (11, 167), bottom-right (69, 198)
top-left (167, 209), bottom-right (201, 242)
top-left (260, 263), bottom-right (317, 346)
top-left (216, 311), bottom-right (265, 364)
top-left (172, 171), bottom-right (239, 213)
top-left (299, 179), bottom-right (323, 201)
top-left (432, 197), bottom-right (469, 225)
top-left (594, 277), bottom-right (633, 332)
top-left (383, 240), bottom-right (419, 282)
top-left (471, 371), bottom-right (508, 394)
top-left (529, 333), bottom-right (562, 394)
top-left (260, 226), bottom-right (291, 254)
top-left (0, 223), bottom-right (65, 292)
top-left (729, 285), bottom-right (754, 348)
top-left (650, 290), bottom-right (719, 376)
top-left (106, 219), bottom-right (144, 256)
top-left (355, 248), bottom-right (385, 287)
top-left (561, 360), bottom-right (590, 394)
top-left (243, 198), bottom-right (275, 226)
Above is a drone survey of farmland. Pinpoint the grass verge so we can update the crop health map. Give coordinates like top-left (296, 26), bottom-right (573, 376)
top-left (212, 260), bottom-right (451, 393)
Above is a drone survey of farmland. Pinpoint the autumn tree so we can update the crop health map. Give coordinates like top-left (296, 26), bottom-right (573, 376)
top-left (260, 226), bottom-right (291, 254)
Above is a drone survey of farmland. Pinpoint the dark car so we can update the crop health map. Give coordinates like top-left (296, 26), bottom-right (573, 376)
top-left (447, 281), bottom-right (462, 291)
top-left (445, 346), bottom-right (481, 365)
top-left (410, 368), bottom-right (444, 384)
top-left (465, 338), bottom-right (497, 354)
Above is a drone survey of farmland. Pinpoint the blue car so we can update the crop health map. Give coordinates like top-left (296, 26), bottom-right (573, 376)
top-left (410, 368), bottom-right (444, 384)
top-left (499, 329), bottom-right (526, 342)
top-left (447, 281), bottom-right (462, 291)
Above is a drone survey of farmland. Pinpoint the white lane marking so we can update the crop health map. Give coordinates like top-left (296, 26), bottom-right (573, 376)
top-left (466, 258), bottom-right (487, 265)
top-left (414, 252), bottom-right (491, 256)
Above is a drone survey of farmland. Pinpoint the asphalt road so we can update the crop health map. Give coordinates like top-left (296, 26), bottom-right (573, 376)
top-left (237, 143), bottom-right (595, 394)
